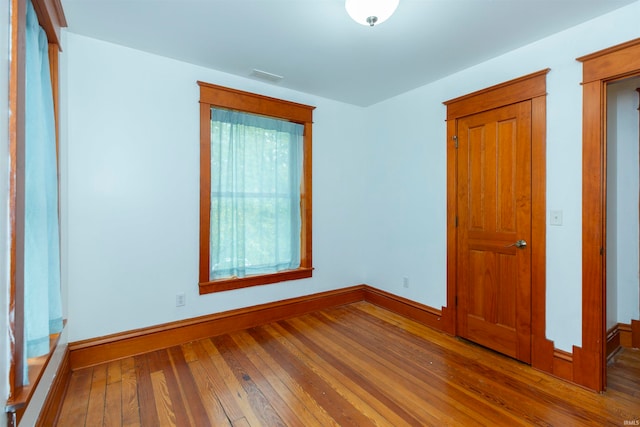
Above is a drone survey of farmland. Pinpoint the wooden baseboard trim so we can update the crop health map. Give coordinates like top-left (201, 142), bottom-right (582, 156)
top-left (618, 323), bottom-right (633, 349)
top-left (531, 336), bottom-right (555, 373)
top-left (552, 348), bottom-right (574, 382)
top-left (69, 285), bottom-right (448, 370)
top-left (362, 285), bottom-right (445, 331)
top-left (632, 319), bottom-right (640, 348)
top-left (70, 285), bottom-right (367, 369)
top-left (572, 345), bottom-right (601, 391)
top-left (35, 347), bottom-right (71, 427)
top-left (606, 324), bottom-right (622, 359)
top-left (530, 335), bottom-right (575, 384)
top-left (607, 321), bottom-right (640, 351)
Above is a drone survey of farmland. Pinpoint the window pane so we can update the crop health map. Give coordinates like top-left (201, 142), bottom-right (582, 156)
top-left (209, 108), bottom-right (303, 280)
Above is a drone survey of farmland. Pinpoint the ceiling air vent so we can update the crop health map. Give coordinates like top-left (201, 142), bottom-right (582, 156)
top-left (250, 69), bottom-right (284, 83)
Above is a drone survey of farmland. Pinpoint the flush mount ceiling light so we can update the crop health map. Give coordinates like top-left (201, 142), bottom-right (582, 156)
top-left (345, 0), bottom-right (399, 27)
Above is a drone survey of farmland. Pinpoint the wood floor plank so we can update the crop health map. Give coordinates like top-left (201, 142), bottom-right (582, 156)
top-left (58, 302), bottom-right (640, 427)
top-left (106, 359), bottom-right (122, 385)
top-left (181, 341), bottom-right (199, 364)
top-left (84, 363), bottom-right (107, 426)
top-left (312, 306), bottom-right (565, 425)
top-left (212, 334), bottom-right (290, 426)
top-left (232, 418), bottom-right (250, 427)
top-left (300, 309), bottom-right (506, 424)
top-left (103, 359), bottom-right (123, 426)
top-left (265, 321), bottom-right (419, 426)
top-left (56, 366), bottom-right (93, 426)
top-left (247, 325), bottom-right (380, 427)
top-left (187, 354), bottom-right (234, 426)
top-left (354, 302), bottom-right (640, 422)
top-left (232, 329), bottom-right (341, 427)
top-left (281, 313), bottom-right (491, 426)
top-left (167, 345), bottom-right (212, 426)
top-left (120, 356), bottom-right (141, 427)
top-left (134, 354), bottom-right (160, 426)
top-left (104, 372), bottom-right (123, 427)
top-left (608, 348), bottom-right (640, 399)
top-left (150, 370), bottom-right (177, 426)
top-left (153, 349), bottom-right (193, 426)
top-left (190, 339), bottom-right (246, 423)
top-left (324, 306), bottom-right (592, 425)
top-left (200, 337), bottom-right (265, 426)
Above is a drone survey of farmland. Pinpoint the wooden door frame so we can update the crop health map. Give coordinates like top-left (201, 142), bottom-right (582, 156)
top-left (577, 38), bottom-right (640, 392)
top-left (444, 69), bottom-right (552, 371)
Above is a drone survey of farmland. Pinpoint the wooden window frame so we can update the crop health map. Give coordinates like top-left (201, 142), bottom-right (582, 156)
top-left (6, 0), bottom-right (66, 422)
top-left (198, 82), bottom-right (314, 294)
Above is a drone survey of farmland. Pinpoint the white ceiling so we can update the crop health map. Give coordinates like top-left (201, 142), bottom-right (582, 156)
top-left (60, 0), bottom-right (636, 106)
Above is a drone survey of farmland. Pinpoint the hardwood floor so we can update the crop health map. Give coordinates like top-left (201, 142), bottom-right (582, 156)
top-left (57, 302), bottom-right (640, 426)
top-left (608, 346), bottom-right (640, 399)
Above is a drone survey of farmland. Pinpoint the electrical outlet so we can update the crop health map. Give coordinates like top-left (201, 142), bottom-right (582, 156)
top-left (176, 292), bottom-right (186, 307)
top-left (403, 277), bottom-right (409, 288)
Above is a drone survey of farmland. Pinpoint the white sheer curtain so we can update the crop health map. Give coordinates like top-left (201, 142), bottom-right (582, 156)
top-left (23, 0), bottom-right (63, 381)
top-left (209, 108), bottom-right (304, 279)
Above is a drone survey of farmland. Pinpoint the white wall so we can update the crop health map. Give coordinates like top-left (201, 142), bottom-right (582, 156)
top-left (363, 1), bottom-right (640, 352)
top-left (607, 77), bottom-right (640, 329)
top-left (606, 88), bottom-right (620, 331)
top-left (1, 0), bottom-right (11, 425)
top-left (63, 34), bottom-right (369, 342)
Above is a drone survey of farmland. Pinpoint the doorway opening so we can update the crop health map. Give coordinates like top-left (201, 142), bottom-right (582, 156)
top-left (578, 37), bottom-right (640, 391)
top-left (605, 76), bottom-right (640, 383)
top-left (606, 76), bottom-right (640, 353)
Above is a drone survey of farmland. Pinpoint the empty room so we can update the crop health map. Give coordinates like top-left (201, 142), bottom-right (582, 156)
top-left (2, 0), bottom-right (640, 425)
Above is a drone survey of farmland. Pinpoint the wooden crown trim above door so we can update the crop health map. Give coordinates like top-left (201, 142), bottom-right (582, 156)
top-left (577, 38), bottom-right (640, 84)
top-left (444, 69), bottom-right (549, 120)
top-left (444, 69), bottom-right (550, 367)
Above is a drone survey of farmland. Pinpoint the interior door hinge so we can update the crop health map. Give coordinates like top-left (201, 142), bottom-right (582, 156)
top-left (453, 135), bottom-right (458, 148)
top-left (455, 216), bottom-right (458, 227)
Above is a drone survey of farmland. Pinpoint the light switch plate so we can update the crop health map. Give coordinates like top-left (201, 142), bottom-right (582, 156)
top-left (550, 210), bottom-right (563, 226)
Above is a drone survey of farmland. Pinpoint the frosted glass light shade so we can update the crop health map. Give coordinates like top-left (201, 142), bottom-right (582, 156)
top-left (345, 0), bottom-right (399, 26)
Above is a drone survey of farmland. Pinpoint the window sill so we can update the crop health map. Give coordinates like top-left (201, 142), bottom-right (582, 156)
top-left (199, 267), bottom-right (313, 294)
top-left (5, 329), bottom-right (63, 420)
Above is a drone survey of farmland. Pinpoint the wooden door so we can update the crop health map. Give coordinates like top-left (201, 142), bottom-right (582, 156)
top-left (456, 100), bottom-right (532, 363)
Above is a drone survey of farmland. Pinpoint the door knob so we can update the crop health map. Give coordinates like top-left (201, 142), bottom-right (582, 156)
top-left (506, 239), bottom-right (527, 249)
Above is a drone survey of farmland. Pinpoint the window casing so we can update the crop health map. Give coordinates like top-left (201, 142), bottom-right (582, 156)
top-left (198, 82), bottom-right (314, 294)
top-left (6, 0), bottom-right (66, 420)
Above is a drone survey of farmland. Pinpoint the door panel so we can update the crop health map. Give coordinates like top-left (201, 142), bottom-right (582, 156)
top-left (456, 101), bottom-right (532, 363)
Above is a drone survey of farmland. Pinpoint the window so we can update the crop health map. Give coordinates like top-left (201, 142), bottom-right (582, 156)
top-left (198, 82), bottom-right (314, 294)
top-left (6, 0), bottom-right (66, 420)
